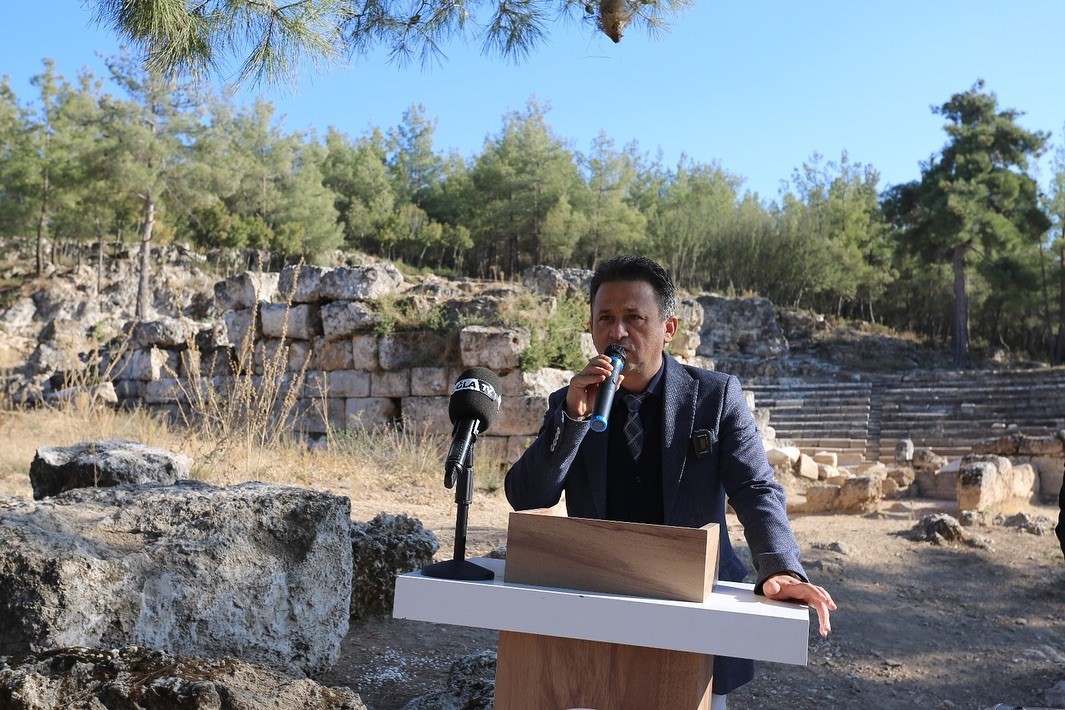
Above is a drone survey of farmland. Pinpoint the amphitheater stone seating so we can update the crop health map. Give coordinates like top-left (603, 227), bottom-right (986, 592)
top-left (748, 368), bottom-right (1065, 465)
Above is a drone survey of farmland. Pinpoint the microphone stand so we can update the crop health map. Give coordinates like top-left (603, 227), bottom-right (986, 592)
top-left (421, 426), bottom-right (494, 581)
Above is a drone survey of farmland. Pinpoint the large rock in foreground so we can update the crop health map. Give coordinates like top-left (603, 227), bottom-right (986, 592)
top-left (29, 439), bottom-right (192, 500)
top-left (0, 482), bottom-right (352, 676)
top-left (0, 646), bottom-right (366, 710)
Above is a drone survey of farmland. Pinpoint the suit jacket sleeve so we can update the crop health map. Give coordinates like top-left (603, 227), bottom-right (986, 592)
top-left (504, 388), bottom-right (589, 510)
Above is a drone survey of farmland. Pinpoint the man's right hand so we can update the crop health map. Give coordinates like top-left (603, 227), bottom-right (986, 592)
top-left (566, 354), bottom-right (622, 419)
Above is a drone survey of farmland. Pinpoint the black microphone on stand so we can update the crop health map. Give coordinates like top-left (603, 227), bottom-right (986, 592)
top-left (444, 367), bottom-right (502, 489)
top-left (589, 343), bottom-right (626, 432)
top-left (422, 367), bottom-right (502, 581)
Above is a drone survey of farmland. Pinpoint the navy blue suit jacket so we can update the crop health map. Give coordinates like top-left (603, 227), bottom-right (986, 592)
top-left (504, 353), bottom-right (806, 694)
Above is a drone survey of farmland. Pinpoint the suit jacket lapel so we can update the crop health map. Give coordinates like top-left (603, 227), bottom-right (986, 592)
top-left (661, 354), bottom-right (697, 522)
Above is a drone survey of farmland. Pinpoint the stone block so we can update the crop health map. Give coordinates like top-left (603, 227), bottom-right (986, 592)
top-left (500, 367), bottom-right (572, 397)
top-left (310, 336), bottom-right (355, 371)
top-left (287, 340), bottom-right (312, 372)
top-left (29, 440), bottom-right (192, 500)
top-left (915, 467), bottom-right (959, 500)
top-left (912, 448), bottom-right (948, 472)
top-left (0, 482), bottom-right (351, 676)
top-left (327, 370), bottom-right (371, 398)
top-left (459, 326), bottom-right (530, 371)
top-left (117, 347), bottom-right (180, 382)
top-left (796, 454), bottom-right (819, 480)
top-left (296, 396), bottom-right (347, 435)
top-left (837, 476), bottom-right (882, 513)
top-left (320, 300), bottom-right (380, 340)
top-left (318, 264), bottom-right (403, 301)
top-left (214, 272), bottom-right (280, 311)
top-left (1016, 435), bottom-right (1064, 456)
top-left (804, 484), bottom-right (840, 513)
top-left (278, 263), bottom-right (329, 303)
top-left (816, 463), bottom-right (837, 480)
top-left (410, 366), bottom-right (450, 396)
top-left (812, 451), bottom-right (838, 467)
top-left (957, 459), bottom-right (1037, 512)
top-left (345, 397), bottom-right (398, 428)
top-left (131, 318), bottom-right (187, 348)
top-left (894, 438), bottom-right (914, 463)
top-left (372, 370), bottom-right (411, 397)
top-left (493, 396), bottom-right (549, 437)
top-left (350, 513), bottom-right (437, 619)
top-left (379, 331), bottom-right (447, 371)
top-left (260, 303), bottom-right (321, 340)
top-left (351, 334), bottom-right (379, 371)
top-left (402, 396), bottom-right (450, 436)
top-left (145, 377), bottom-right (183, 404)
top-left (223, 308), bottom-right (258, 351)
top-left (0, 647), bottom-right (366, 709)
top-left (766, 446), bottom-right (801, 468)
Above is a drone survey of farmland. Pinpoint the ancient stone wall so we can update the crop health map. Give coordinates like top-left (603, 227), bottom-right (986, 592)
top-left (104, 265), bottom-right (708, 464)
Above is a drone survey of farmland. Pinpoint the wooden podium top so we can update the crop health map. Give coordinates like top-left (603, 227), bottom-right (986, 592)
top-left (393, 558), bottom-right (809, 665)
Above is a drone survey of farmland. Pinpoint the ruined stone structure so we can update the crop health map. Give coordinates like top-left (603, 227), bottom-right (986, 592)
top-left (748, 368), bottom-right (1065, 465)
top-left (103, 265), bottom-right (705, 466)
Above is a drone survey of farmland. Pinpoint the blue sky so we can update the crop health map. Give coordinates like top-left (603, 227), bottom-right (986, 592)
top-left (3, 1), bottom-right (1065, 200)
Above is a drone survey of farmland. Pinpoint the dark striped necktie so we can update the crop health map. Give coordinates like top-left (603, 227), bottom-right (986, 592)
top-left (623, 392), bottom-right (648, 460)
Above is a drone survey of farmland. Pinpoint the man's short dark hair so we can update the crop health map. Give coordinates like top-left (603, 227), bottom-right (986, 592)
top-left (590, 255), bottom-right (676, 319)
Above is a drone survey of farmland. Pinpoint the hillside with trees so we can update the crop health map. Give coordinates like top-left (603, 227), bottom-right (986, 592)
top-left (2, 62), bottom-right (1064, 366)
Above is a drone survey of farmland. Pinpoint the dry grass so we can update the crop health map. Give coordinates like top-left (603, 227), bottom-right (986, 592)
top-left (0, 404), bottom-right (510, 511)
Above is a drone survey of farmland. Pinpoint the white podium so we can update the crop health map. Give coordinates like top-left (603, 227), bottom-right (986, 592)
top-left (393, 514), bottom-right (810, 709)
top-left (393, 557), bottom-right (809, 663)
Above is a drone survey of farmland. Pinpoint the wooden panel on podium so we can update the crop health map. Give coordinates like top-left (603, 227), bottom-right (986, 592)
top-left (504, 511), bottom-right (719, 602)
top-left (495, 631), bottom-right (713, 710)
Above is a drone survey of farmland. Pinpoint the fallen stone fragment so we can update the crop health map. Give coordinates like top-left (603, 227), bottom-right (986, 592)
top-left (28, 439), bottom-right (192, 500)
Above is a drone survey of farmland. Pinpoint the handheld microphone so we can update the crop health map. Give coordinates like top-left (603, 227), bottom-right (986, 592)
top-left (589, 343), bottom-right (626, 432)
top-left (444, 367), bottom-right (502, 487)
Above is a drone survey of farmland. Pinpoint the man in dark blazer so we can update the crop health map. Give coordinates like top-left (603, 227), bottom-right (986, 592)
top-left (505, 255), bottom-right (835, 705)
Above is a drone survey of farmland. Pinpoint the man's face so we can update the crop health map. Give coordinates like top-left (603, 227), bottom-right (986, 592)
top-left (590, 280), bottom-right (679, 389)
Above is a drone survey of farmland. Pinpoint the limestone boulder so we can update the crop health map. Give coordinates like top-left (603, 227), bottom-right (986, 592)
top-left (836, 476), bottom-right (882, 513)
top-left (350, 514), bottom-right (438, 619)
top-left (261, 303), bottom-right (321, 340)
top-left (0, 482), bottom-right (352, 676)
top-left (521, 265), bottom-right (590, 299)
top-left (318, 264), bottom-right (403, 301)
top-left (459, 326), bottom-right (530, 371)
top-left (909, 513), bottom-right (966, 545)
top-left (804, 484), bottom-right (840, 513)
top-left (911, 448), bottom-right (948, 472)
top-left (500, 367), bottom-right (572, 397)
top-left (796, 454), bottom-right (819, 480)
top-left (278, 264), bottom-right (330, 303)
top-left (1015, 434), bottom-right (1064, 456)
top-left (213, 272), bottom-right (280, 311)
top-left (894, 438), bottom-right (914, 464)
top-left (29, 440), bottom-right (192, 500)
top-left (956, 457), bottom-right (1036, 512)
top-left (0, 646), bottom-right (366, 710)
top-left (695, 295), bottom-right (787, 360)
top-left (320, 301), bottom-right (380, 340)
top-left (222, 308), bottom-right (258, 350)
top-left (379, 331), bottom-right (447, 371)
top-left (131, 318), bottom-right (187, 348)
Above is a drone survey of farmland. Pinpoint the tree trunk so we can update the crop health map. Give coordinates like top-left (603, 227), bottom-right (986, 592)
top-left (952, 242), bottom-right (970, 366)
top-left (35, 170), bottom-right (49, 277)
top-left (95, 218), bottom-right (105, 298)
top-left (137, 194), bottom-right (154, 319)
top-left (1057, 243), bottom-right (1065, 364)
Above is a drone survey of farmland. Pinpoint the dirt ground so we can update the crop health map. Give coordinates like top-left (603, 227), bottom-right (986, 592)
top-left (321, 489), bottom-right (1065, 710)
